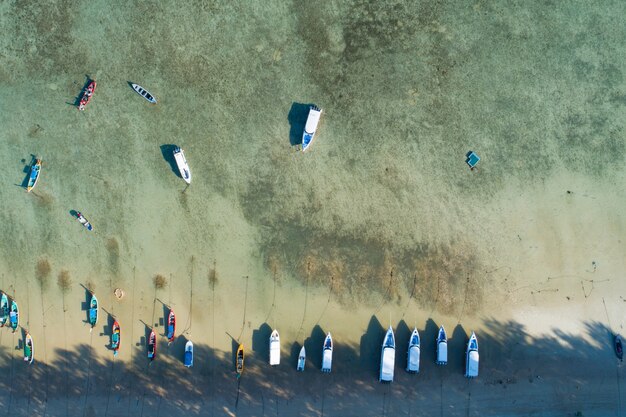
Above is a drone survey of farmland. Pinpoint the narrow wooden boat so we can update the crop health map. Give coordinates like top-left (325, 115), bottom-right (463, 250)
top-left (76, 212), bottom-right (93, 231)
top-left (236, 343), bottom-right (244, 377)
top-left (302, 105), bottom-right (322, 151)
top-left (436, 325), bottom-right (448, 365)
top-left (297, 346), bottom-right (306, 371)
top-left (0, 293), bottom-right (8, 327)
top-left (78, 79), bottom-right (96, 111)
top-left (9, 300), bottom-right (18, 333)
top-left (379, 326), bottom-right (395, 382)
top-left (184, 340), bottom-right (194, 367)
top-left (173, 147), bottom-right (191, 184)
top-left (131, 83), bottom-right (157, 104)
top-left (322, 332), bottom-right (333, 373)
top-left (406, 328), bottom-right (420, 373)
top-left (24, 332), bottom-right (34, 364)
top-left (167, 309), bottom-right (176, 344)
top-left (26, 159), bottom-right (42, 192)
top-left (148, 328), bottom-right (157, 361)
top-left (88, 293), bottom-right (98, 332)
top-left (111, 321), bottom-right (121, 356)
top-left (269, 329), bottom-right (280, 365)
top-left (465, 332), bottom-right (479, 378)
top-left (616, 335), bottom-right (623, 361)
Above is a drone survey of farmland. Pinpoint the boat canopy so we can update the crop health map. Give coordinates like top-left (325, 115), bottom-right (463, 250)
top-left (407, 345), bottom-right (420, 373)
top-left (466, 350), bottom-right (479, 378)
top-left (437, 341), bottom-right (448, 365)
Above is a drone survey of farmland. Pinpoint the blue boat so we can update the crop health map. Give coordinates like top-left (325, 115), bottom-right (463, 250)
top-left (302, 106), bottom-right (322, 152)
top-left (9, 300), bottom-right (18, 333)
top-left (89, 293), bottom-right (98, 332)
top-left (26, 159), bottom-right (42, 192)
top-left (184, 340), bottom-right (193, 367)
top-left (0, 293), bottom-right (8, 327)
top-left (76, 212), bottom-right (93, 231)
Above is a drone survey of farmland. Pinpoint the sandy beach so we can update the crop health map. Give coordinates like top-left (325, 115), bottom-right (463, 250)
top-left (0, 0), bottom-right (625, 415)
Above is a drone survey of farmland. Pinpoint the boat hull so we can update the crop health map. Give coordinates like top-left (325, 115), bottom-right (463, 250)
top-left (436, 326), bottom-right (448, 365)
top-left (26, 159), bottom-right (42, 192)
top-left (9, 301), bottom-right (18, 332)
top-left (236, 344), bottom-right (244, 376)
top-left (24, 333), bottom-right (34, 364)
top-left (89, 294), bottom-right (98, 328)
top-left (131, 83), bottom-right (157, 104)
top-left (297, 346), bottom-right (306, 371)
top-left (269, 330), bottom-right (280, 365)
top-left (173, 147), bottom-right (192, 184)
top-left (322, 333), bottom-right (333, 373)
top-left (302, 106), bottom-right (322, 151)
top-left (167, 310), bottom-right (176, 343)
top-left (0, 293), bottom-right (8, 327)
top-left (111, 321), bottom-right (121, 355)
top-left (184, 341), bottom-right (194, 367)
top-left (380, 326), bottom-right (395, 382)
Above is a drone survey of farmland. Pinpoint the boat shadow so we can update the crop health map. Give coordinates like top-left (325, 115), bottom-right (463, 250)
top-left (79, 284), bottom-right (91, 325)
top-left (20, 155), bottom-right (37, 189)
top-left (251, 322), bottom-right (272, 362)
top-left (450, 324), bottom-right (469, 374)
top-left (394, 320), bottom-right (411, 369)
top-left (160, 144), bottom-right (179, 178)
top-left (421, 318), bottom-right (440, 372)
top-left (304, 325), bottom-right (326, 370)
top-left (70, 75), bottom-right (92, 108)
top-left (359, 315), bottom-right (384, 379)
top-left (288, 102), bottom-right (314, 147)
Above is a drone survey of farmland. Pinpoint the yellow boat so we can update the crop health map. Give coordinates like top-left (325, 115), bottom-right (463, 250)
top-left (236, 344), bottom-right (244, 377)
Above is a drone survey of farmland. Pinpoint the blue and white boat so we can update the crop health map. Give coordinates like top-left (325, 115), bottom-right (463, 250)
top-left (131, 83), bottom-right (157, 104)
top-left (9, 300), bottom-right (18, 333)
top-left (302, 106), bottom-right (322, 152)
top-left (184, 340), bottom-right (193, 367)
top-left (89, 293), bottom-right (98, 332)
top-left (26, 159), bottom-right (42, 192)
top-left (436, 325), bottom-right (447, 365)
top-left (297, 346), bottom-right (306, 371)
top-left (173, 147), bottom-right (191, 184)
top-left (76, 212), bottom-right (93, 231)
top-left (321, 333), bottom-right (333, 373)
top-left (379, 326), bottom-right (395, 382)
top-left (406, 328), bottom-right (420, 373)
top-left (465, 332), bottom-right (479, 378)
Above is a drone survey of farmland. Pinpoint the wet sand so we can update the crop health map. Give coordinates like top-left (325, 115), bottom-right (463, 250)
top-left (0, 0), bottom-right (625, 416)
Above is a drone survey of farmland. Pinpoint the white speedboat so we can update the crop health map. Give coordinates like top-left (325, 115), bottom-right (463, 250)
top-left (379, 326), bottom-right (395, 382)
top-left (321, 333), bottom-right (333, 373)
top-left (301, 105), bottom-right (322, 151)
top-left (269, 330), bottom-right (280, 366)
top-left (184, 340), bottom-right (194, 367)
top-left (297, 346), bottom-right (306, 371)
top-left (465, 332), bottom-right (479, 378)
top-left (173, 147), bottom-right (191, 184)
top-left (406, 328), bottom-right (420, 373)
top-left (436, 325), bottom-right (448, 365)
top-left (131, 83), bottom-right (157, 104)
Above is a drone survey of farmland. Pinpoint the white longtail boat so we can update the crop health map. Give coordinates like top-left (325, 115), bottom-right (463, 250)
top-left (301, 106), bottom-right (322, 151)
top-left (173, 147), bottom-right (191, 184)
top-left (436, 325), bottom-right (448, 365)
top-left (379, 326), bottom-right (395, 382)
top-left (131, 83), bottom-right (157, 104)
top-left (269, 330), bottom-right (280, 366)
top-left (297, 346), bottom-right (306, 371)
top-left (406, 328), bottom-right (420, 373)
top-left (465, 332), bottom-right (479, 378)
top-left (321, 333), bottom-right (333, 373)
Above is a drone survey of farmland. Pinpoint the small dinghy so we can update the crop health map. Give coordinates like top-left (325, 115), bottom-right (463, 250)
top-left (88, 293), bottom-right (98, 332)
top-left (26, 159), bottom-right (42, 192)
top-left (173, 147), bottom-right (191, 184)
top-left (406, 328), bottom-right (420, 373)
top-left (24, 332), bottom-right (34, 364)
top-left (184, 340), bottom-right (194, 367)
top-left (302, 105), bottom-right (322, 152)
top-left (167, 309), bottom-right (176, 344)
top-left (269, 329), bottom-right (280, 366)
top-left (76, 212), bottom-right (93, 231)
top-left (111, 321), bottom-right (121, 356)
top-left (0, 293), bottom-right (9, 327)
top-left (78, 79), bottom-right (96, 111)
top-left (436, 325), bottom-right (448, 365)
top-left (380, 326), bottom-right (395, 382)
top-left (9, 300), bottom-right (18, 333)
top-left (297, 346), bottom-right (306, 371)
top-left (148, 328), bottom-right (157, 361)
top-left (465, 332), bottom-right (479, 378)
top-left (322, 332), bottom-right (333, 373)
top-left (236, 344), bottom-right (244, 377)
top-left (616, 335), bottom-right (623, 361)
top-left (131, 83), bottom-right (157, 104)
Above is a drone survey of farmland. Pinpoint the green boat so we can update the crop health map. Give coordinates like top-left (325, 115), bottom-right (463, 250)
top-left (24, 333), bottom-right (34, 364)
top-left (9, 300), bottom-right (18, 332)
top-left (0, 293), bottom-right (8, 327)
top-left (89, 293), bottom-right (98, 332)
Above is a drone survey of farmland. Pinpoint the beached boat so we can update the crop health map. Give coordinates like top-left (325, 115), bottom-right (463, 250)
top-left (0, 293), bottom-right (8, 327)
top-left (379, 326), bottom-right (395, 382)
top-left (131, 83), bottom-right (157, 104)
top-left (88, 293), bottom-right (98, 332)
top-left (322, 332), bottom-right (333, 373)
top-left (436, 325), bottom-right (448, 365)
top-left (111, 321), bottom-right (121, 356)
top-left (76, 212), bottom-right (93, 231)
top-left (9, 300), bottom-right (18, 333)
top-left (236, 344), bottom-right (244, 377)
top-left (302, 106), bottom-right (322, 152)
top-left (167, 309), bottom-right (176, 344)
top-left (297, 346), bottom-right (306, 371)
top-left (406, 328), bottom-right (420, 373)
top-left (24, 332), bottom-right (34, 364)
top-left (26, 159), bottom-right (42, 192)
top-left (78, 79), bottom-right (96, 111)
top-left (465, 332), bottom-right (479, 378)
top-left (173, 147), bottom-right (191, 184)
top-left (615, 335), bottom-right (623, 361)
top-left (148, 328), bottom-right (157, 361)
top-left (269, 329), bottom-right (280, 366)
top-left (184, 340), bottom-right (194, 367)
